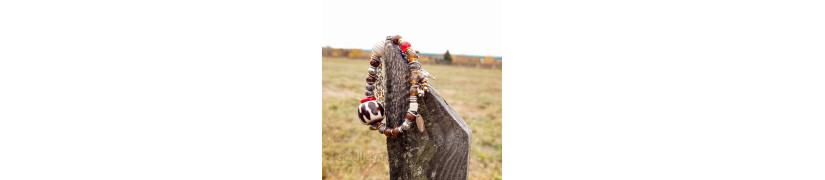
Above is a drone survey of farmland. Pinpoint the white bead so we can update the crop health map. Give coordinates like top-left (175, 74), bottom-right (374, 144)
top-left (409, 102), bottom-right (418, 112)
top-left (402, 122), bottom-right (411, 130)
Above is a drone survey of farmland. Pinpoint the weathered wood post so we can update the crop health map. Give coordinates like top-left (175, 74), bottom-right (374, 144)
top-left (380, 39), bottom-right (472, 180)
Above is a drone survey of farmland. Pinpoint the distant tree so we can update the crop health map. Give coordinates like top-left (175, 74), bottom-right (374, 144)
top-left (348, 49), bottom-right (363, 58)
top-left (322, 46), bottom-right (333, 56)
top-left (442, 50), bottom-right (453, 64)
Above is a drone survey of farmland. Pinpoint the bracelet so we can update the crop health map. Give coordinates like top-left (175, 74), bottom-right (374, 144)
top-left (356, 35), bottom-right (433, 137)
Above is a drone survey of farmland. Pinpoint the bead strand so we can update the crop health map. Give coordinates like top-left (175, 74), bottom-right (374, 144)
top-left (358, 35), bottom-right (435, 137)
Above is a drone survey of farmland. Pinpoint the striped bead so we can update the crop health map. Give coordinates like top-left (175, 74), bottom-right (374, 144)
top-left (357, 100), bottom-right (384, 125)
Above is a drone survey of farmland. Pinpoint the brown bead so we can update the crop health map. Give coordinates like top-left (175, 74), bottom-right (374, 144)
top-left (370, 58), bottom-right (380, 67)
top-left (392, 35), bottom-right (402, 45)
top-left (392, 127), bottom-right (401, 136)
top-left (406, 112), bottom-right (417, 121)
top-left (366, 75), bottom-right (376, 83)
top-left (366, 84), bottom-right (375, 91)
top-left (409, 75), bottom-right (418, 84)
top-left (365, 91), bottom-right (374, 97)
top-left (384, 128), bottom-right (392, 137)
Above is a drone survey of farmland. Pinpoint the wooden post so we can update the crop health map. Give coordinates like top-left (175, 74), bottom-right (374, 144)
top-left (380, 40), bottom-right (472, 180)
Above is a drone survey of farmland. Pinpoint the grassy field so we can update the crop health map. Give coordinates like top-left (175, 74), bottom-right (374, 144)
top-left (322, 57), bottom-right (502, 179)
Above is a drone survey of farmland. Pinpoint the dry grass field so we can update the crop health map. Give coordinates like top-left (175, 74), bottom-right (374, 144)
top-left (322, 57), bottom-right (502, 180)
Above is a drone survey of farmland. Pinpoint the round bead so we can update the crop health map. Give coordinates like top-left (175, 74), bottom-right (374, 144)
top-left (392, 35), bottom-right (402, 45)
top-left (365, 91), bottom-right (374, 97)
top-left (357, 100), bottom-right (385, 125)
top-left (418, 89), bottom-right (425, 96)
top-left (401, 42), bottom-right (411, 52)
top-left (366, 75), bottom-right (376, 83)
top-left (406, 112), bottom-right (417, 121)
top-left (366, 84), bottom-right (375, 91)
top-left (368, 67), bottom-right (377, 75)
top-left (370, 58), bottom-right (380, 67)
top-left (409, 75), bottom-right (418, 84)
top-left (384, 128), bottom-right (392, 137)
top-left (392, 127), bottom-right (401, 136)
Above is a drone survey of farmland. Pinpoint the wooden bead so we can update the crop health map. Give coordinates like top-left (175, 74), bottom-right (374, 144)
top-left (406, 111), bottom-right (417, 121)
top-left (366, 75), bottom-right (376, 83)
top-left (392, 35), bottom-right (402, 45)
top-left (365, 91), bottom-right (374, 97)
top-left (384, 128), bottom-right (392, 137)
top-left (369, 58), bottom-right (380, 67)
top-left (365, 84), bottom-right (375, 91)
top-left (392, 127), bottom-right (401, 136)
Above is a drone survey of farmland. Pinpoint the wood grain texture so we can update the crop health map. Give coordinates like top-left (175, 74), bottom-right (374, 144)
top-left (380, 40), bottom-right (472, 180)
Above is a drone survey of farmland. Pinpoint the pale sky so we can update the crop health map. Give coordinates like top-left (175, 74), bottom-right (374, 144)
top-left (322, 0), bottom-right (502, 57)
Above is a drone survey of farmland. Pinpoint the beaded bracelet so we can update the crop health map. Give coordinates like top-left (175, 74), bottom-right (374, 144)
top-left (356, 35), bottom-right (434, 137)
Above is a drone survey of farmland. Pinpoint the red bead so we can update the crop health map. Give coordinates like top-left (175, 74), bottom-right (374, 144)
top-left (360, 97), bottom-right (376, 103)
top-left (384, 128), bottom-right (392, 137)
top-left (392, 127), bottom-right (401, 136)
top-left (366, 75), bottom-right (376, 83)
top-left (401, 42), bottom-right (411, 52)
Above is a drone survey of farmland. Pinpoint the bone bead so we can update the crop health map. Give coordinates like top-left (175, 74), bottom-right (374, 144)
top-left (409, 102), bottom-right (418, 112)
top-left (357, 100), bottom-right (384, 125)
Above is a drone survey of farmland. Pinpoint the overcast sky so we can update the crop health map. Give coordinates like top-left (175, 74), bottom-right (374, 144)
top-left (322, 0), bottom-right (502, 57)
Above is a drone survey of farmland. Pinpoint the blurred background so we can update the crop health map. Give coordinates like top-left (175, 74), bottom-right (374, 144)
top-left (322, 0), bottom-right (501, 179)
